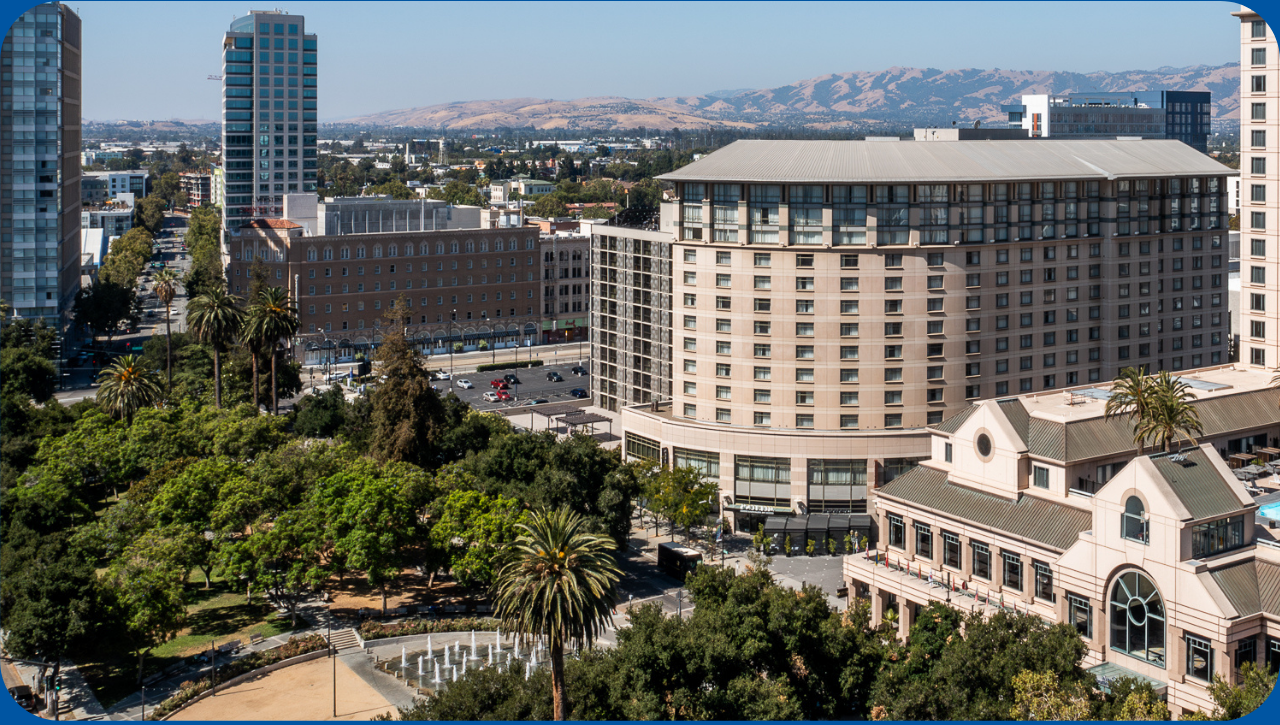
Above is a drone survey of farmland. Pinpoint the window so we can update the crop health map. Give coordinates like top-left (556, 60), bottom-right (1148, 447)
top-left (1110, 571), bottom-right (1165, 666)
top-left (941, 531), bottom-right (961, 569)
top-left (1236, 638), bottom-right (1257, 671)
top-left (1002, 551), bottom-right (1023, 591)
top-left (753, 412), bottom-right (771, 426)
top-left (1033, 465), bottom-right (1049, 489)
top-left (796, 277), bottom-right (815, 291)
top-left (1254, 75), bottom-right (1267, 93)
top-left (1068, 593), bottom-right (1092, 639)
top-left (1253, 19), bottom-right (1266, 38)
top-left (1254, 48), bottom-right (1268, 66)
top-left (1191, 515), bottom-right (1245, 558)
top-left (944, 443), bottom-right (953, 463)
top-left (971, 541), bottom-right (991, 580)
top-left (1186, 634), bottom-right (1214, 682)
top-left (1253, 103), bottom-right (1267, 121)
top-left (915, 523), bottom-right (933, 559)
top-left (1122, 496), bottom-right (1149, 544)
top-left (754, 366), bottom-right (771, 381)
top-left (888, 514), bottom-right (905, 549)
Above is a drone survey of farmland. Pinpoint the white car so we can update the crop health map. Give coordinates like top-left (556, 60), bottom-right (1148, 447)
top-left (482, 391), bottom-right (500, 402)
top-left (456, 379), bottom-right (474, 389)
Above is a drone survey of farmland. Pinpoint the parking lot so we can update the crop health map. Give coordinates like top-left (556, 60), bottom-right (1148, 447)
top-left (442, 360), bottom-right (590, 413)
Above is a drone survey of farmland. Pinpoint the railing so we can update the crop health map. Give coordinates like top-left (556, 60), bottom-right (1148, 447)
top-left (849, 550), bottom-right (1049, 619)
top-left (1072, 478), bottom-right (1104, 496)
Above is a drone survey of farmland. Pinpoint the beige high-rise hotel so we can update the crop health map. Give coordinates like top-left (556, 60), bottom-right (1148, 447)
top-left (592, 138), bottom-right (1236, 532)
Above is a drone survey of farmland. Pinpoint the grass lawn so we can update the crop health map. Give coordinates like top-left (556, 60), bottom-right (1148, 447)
top-left (77, 574), bottom-right (303, 709)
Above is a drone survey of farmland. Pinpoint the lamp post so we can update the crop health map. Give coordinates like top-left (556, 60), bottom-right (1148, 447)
top-left (450, 309), bottom-right (457, 377)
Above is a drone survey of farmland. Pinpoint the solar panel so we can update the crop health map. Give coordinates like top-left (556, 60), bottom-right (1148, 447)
top-left (1172, 376), bottom-right (1229, 392)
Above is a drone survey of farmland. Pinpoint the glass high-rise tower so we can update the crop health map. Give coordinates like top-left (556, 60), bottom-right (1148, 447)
top-left (221, 10), bottom-right (317, 247)
top-left (0, 2), bottom-right (81, 327)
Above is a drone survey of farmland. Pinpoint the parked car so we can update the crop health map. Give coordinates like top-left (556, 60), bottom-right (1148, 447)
top-left (569, 388), bottom-right (588, 399)
top-left (571, 366), bottom-right (587, 376)
top-left (456, 379), bottom-right (474, 389)
top-left (546, 371), bottom-right (564, 382)
top-left (482, 391), bottom-right (501, 402)
top-left (433, 371), bottom-right (451, 380)
top-left (504, 374), bottom-right (521, 384)
top-left (496, 390), bottom-right (513, 401)
top-left (490, 379), bottom-right (506, 388)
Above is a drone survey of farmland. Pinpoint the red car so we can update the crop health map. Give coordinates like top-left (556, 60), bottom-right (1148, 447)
top-left (496, 390), bottom-right (513, 401)
top-left (490, 379), bottom-right (505, 388)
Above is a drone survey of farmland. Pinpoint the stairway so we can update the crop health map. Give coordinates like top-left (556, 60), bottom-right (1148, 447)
top-left (327, 628), bottom-right (361, 652)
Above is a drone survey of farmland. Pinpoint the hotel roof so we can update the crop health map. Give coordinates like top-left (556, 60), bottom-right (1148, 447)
top-left (657, 138), bottom-right (1234, 184)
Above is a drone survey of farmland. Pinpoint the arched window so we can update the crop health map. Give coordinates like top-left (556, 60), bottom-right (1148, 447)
top-left (1123, 496), bottom-right (1149, 544)
top-left (356, 246), bottom-right (366, 259)
top-left (420, 243), bottom-right (430, 255)
top-left (340, 247), bottom-right (350, 260)
top-left (1109, 571), bottom-right (1165, 666)
top-left (373, 245), bottom-right (383, 258)
top-left (390, 244), bottom-right (400, 257)
top-left (479, 241), bottom-right (488, 252)
top-left (495, 240), bottom-right (504, 252)
top-left (436, 243), bottom-right (445, 255)
top-left (323, 246), bottom-right (333, 261)
top-left (526, 238), bottom-right (535, 250)
top-left (307, 247), bottom-right (317, 262)
top-left (450, 242), bottom-right (459, 254)
top-left (465, 241), bottom-right (475, 253)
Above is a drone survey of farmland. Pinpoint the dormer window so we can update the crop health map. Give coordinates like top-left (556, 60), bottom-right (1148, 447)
top-left (1122, 496), bottom-right (1149, 544)
top-left (1190, 515), bottom-right (1245, 559)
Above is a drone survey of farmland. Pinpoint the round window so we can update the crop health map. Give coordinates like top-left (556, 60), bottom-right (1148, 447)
top-left (976, 433), bottom-right (992, 457)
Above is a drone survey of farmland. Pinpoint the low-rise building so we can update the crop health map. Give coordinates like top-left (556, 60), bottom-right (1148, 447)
top-left (180, 172), bottom-right (213, 210)
top-left (82, 170), bottom-right (148, 200)
top-left (81, 193), bottom-right (135, 238)
top-left (1003, 91), bottom-right (1212, 152)
top-left (81, 175), bottom-right (109, 205)
top-left (844, 364), bottom-right (1280, 717)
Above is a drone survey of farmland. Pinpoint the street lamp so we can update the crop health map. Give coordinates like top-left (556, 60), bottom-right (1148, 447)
top-left (450, 310), bottom-right (457, 377)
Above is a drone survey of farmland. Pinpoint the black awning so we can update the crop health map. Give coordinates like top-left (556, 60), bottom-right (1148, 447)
top-left (827, 514), bottom-right (850, 536)
top-left (806, 513), bottom-right (830, 535)
top-left (784, 518), bottom-right (807, 536)
top-left (763, 516), bottom-right (788, 536)
top-left (848, 514), bottom-right (873, 531)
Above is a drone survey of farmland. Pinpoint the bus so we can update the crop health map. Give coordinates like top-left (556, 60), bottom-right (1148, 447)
top-left (657, 542), bottom-right (703, 582)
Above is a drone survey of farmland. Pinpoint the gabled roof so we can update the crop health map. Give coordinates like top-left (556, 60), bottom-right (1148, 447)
top-left (656, 138), bottom-right (1232, 184)
top-left (1148, 449), bottom-right (1251, 521)
top-left (878, 465), bottom-right (1092, 550)
top-left (1209, 560), bottom-right (1280, 618)
top-left (939, 386), bottom-right (1280, 464)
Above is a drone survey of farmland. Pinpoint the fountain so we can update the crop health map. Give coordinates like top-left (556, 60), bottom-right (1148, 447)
top-left (379, 630), bottom-right (545, 695)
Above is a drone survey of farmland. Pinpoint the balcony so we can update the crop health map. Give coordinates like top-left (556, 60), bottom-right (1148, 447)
top-left (843, 549), bottom-right (1052, 621)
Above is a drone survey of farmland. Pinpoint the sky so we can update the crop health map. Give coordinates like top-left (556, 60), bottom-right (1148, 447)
top-left (43, 0), bottom-right (1250, 122)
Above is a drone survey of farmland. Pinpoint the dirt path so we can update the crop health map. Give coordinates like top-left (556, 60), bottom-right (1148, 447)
top-left (168, 655), bottom-right (394, 721)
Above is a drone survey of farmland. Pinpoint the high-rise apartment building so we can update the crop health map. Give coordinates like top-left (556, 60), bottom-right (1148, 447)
top-left (598, 138), bottom-right (1234, 532)
top-left (0, 2), bottom-right (81, 327)
top-left (1235, 8), bottom-right (1279, 370)
top-left (221, 11), bottom-right (318, 248)
top-left (1004, 92), bottom-right (1212, 152)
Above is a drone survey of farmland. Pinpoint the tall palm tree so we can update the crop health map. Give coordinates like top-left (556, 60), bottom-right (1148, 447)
top-left (153, 269), bottom-right (179, 397)
top-left (245, 286), bottom-right (300, 414)
top-left (493, 507), bottom-right (621, 721)
top-left (1104, 366), bottom-right (1158, 454)
top-left (95, 354), bottom-right (162, 424)
top-left (1135, 371), bottom-right (1204, 454)
top-left (186, 288), bottom-right (245, 409)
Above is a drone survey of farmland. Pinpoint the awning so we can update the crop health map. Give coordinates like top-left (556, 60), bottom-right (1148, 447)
top-left (1087, 662), bottom-right (1167, 696)
top-left (763, 516), bottom-right (788, 537)
top-left (807, 514), bottom-right (831, 537)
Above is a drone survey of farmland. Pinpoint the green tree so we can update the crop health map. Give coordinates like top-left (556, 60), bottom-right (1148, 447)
top-left (1009, 669), bottom-right (1092, 720)
top-left (103, 554), bottom-right (186, 684)
top-left (430, 489), bottom-right (525, 587)
top-left (134, 195), bottom-right (167, 235)
top-left (426, 179), bottom-right (485, 207)
top-left (245, 286), bottom-right (299, 414)
top-left (95, 354), bottom-right (163, 424)
top-left (1, 317), bottom-right (57, 358)
top-left (74, 280), bottom-right (135, 343)
top-left (580, 203), bottom-right (615, 219)
top-left (293, 386), bottom-right (348, 438)
top-left (187, 288), bottom-right (246, 408)
top-left (153, 269), bottom-right (179, 397)
top-left (365, 179), bottom-right (416, 200)
top-left (184, 205), bottom-right (224, 296)
top-left (1105, 366), bottom-right (1160, 455)
top-left (1182, 662), bottom-right (1277, 720)
top-left (648, 465), bottom-right (717, 542)
top-left (1135, 370), bottom-right (1203, 453)
top-left (530, 195), bottom-right (569, 218)
top-left (152, 171), bottom-right (181, 207)
top-left (0, 347), bottom-right (57, 402)
top-left (493, 507), bottom-right (621, 721)
top-left (368, 307), bottom-right (447, 467)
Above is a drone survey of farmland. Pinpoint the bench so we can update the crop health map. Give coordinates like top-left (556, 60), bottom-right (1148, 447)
top-left (248, 633), bottom-right (265, 646)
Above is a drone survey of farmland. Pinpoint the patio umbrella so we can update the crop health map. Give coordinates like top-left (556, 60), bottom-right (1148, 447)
top-left (1235, 470), bottom-right (1258, 482)
top-left (1241, 464), bottom-right (1268, 477)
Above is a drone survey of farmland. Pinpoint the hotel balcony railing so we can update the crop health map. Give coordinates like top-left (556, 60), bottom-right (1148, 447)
top-left (844, 548), bottom-right (1052, 622)
top-left (1072, 478), bottom-right (1104, 497)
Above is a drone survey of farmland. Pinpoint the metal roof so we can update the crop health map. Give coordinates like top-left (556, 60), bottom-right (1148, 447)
top-left (1148, 449), bottom-right (1250, 521)
top-left (932, 406), bottom-right (976, 434)
top-left (657, 139), bottom-right (1233, 184)
top-left (878, 466), bottom-right (1092, 550)
top-left (1209, 560), bottom-right (1280, 618)
top-left (1019, 387), bottom-right (1280, 464)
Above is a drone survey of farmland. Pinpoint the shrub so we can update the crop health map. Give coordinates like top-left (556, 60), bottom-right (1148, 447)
top-left (475, 360), bottom-right (543, 373)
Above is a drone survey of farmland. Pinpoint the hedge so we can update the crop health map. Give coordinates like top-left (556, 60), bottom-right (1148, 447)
top-left (475, 360), bottom-right (544, 373)
top-left (358, 617), bottom-right (500, 642)
top-left (149, 634), bottom-right (327, 719)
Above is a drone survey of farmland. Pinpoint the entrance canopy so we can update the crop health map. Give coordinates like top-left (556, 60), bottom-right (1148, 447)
top-left (1087, 662), bottom-right (1167, 697)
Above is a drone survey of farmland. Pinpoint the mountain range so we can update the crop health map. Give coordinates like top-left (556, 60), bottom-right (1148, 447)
top-left (339, 63), bottom-right (1240, 131)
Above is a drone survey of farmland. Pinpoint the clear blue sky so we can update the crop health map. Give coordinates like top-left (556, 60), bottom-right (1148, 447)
top-left (45, 1), bottom-right (1249, 121)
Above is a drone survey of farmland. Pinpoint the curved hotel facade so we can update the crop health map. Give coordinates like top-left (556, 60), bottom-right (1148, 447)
top-left (590, 138), bottom-right (1235, 531)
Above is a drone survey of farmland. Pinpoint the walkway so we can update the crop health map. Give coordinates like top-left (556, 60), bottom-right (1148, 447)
top-left (167, 655), bottom-right (395, 721)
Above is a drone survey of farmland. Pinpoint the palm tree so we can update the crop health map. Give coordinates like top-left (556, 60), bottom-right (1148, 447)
top-left (493, 507), bottom-right (621, 721)
top-left (1135, 371), bottom-right (1203, 453)
top-left (95, 354), bottom-right (162, 424)
top-left (186, 288), bottom-right (245, 408)
top-left (1104, 366), bottom-right (1158, 454)
top-left (245, 286), bottom-right (300, 414)
top-left (153, 269), bottom-right (179, 397)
